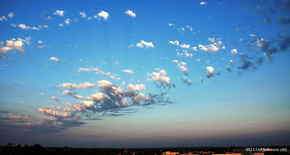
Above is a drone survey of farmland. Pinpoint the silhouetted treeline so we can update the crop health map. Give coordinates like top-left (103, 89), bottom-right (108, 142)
top-left (0, 144), bottom-right (289, 155)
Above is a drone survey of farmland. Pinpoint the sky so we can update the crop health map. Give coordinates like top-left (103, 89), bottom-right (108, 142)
top-left (0, 0), bottom-right (290, 148)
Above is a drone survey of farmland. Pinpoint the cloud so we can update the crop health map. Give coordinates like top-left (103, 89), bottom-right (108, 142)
top-left (199, 38), bottom-right (225, 52)
top-left (148, 69), bottom-right (170, 86)
top-left (38, 108), bottom-right (70, 118)
top-left (238, 55), bottom-right (255, 70)
top-left (79, 11), bottom-right (86, 18)
top-left (78, 67), bottom-right (120, 80)
top-left (206, 66), bottom-right (214, 78)
top-left (53, 10), bottom-right (65, 16)
top-left (65, 19), bottom-right (71, 25)
top-left (168, 23), bottom-right (174, 26)
top-left (44, 106), bottom-right (71, 112)
top-left (8, 12), bottom-right (15, 18)
top-left (58, 82), bottom-right (94, 89)
top-left (200, 1), bottom-right (207, 5)
top-left (168, 40), bottom-right (179, 46)
top-left (136, 40), bottom-right (154, 48)
top-left (226, 66), bottom-right (232, 72)
top-left (49, 57), bottom-right (61, 62)
top-left (278, 16), bottom-right (290, 24)
top-left (59, 23), bottom-right (64, 27)
top-left (127, 83), bottom-right (146, 92)
top-left (50, 96), bottom-right (59, 102)
top-left (122, 69), bottom-right (134, 74)
top-left (180, 44), bottom-right (190, 49)
top-left (173, 61), bottom-right (188, 75)
top-left (63, 90), bottom-right (84, 99)
top-left (180, 77), bottom-right (192, 86)
top-left (17, 24), bottom-right (48, 30)
top-left (97, 11), bottom-right (109, 20)
top-left (125, 10), bottom-right (136, 18)
top-left (81, 101), bottom-right (94, 108)
top-left (0, 16), bottom-right (7, 21)
top-left (0, 38), bottom-right (25, 55)
top-left (231, 49), bottom-right (238, 54)
top-left (38, 40), bottom-right (43, 44)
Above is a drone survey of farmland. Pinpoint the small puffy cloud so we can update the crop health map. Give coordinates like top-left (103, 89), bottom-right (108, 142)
top-left (125, 10), bottom-right (136, 18)
top-left (178, 62), bottom-right (188, 75)
top-left (65, 19), bottom-right (71, 25)
top-left (54, 10), bottom-right (65, 16)
top-left (38, 40), bottom-right (43, 44)
top-left (127, 83), bottom-right (146, 92)
top-left (122, 69), bottom-right (134, 74)
top-left (168, 40), bottom-right (179, 46)
top-left (49, 57), bottom-right (61, 62)
top-left (199, 38), bottom-right (225, 52)
top-left (200, 1), bottom-right (207, 5)
top-left (226, 66), bottom-right (232, 72)
top-left (50, 96), bottom-right (59, 102)
top-left (0, 16), bottom-right (7, 21)
top-left (136, 40), bottom-right (154, 48)
top-left (0, 38), bottom-right (25, 55)
top-left (58, 82), bottom-right (94, 89)
top-left (231, 49), bottom-right (238, 54)
top-left (172, 60), bottom-right (179, 63)
top-left (168, 23), bottom-right (174, 26)
top-left (59, 23), bottom-right (64, 27)
top-left (81, 100), bottom-right (94, 108)
top-left (89, 92), bottom-right (104, 101)
top-left (206, 66), bottom-right (214, 78)
top-left (229, 59), bottom-right (234, 65)
top-left (180, 44), bottom-right (190, 49)
top-left (18, 24), bottom-right (31, 30)
top-left (8, 12), bottom-right (15, 18)
top-left (98, 11), bottom-right (109, 20)
top-left (148, 69), bottom-right (170, 86)
top-left (79, 11), bottom-right (86, 18)
top-left (97, 80), bottom-right (113, 89)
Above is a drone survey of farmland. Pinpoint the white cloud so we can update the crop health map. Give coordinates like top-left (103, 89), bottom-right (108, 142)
top-left (180, 44), bottom-right (190, 49)
top-left (168, 40), bottom-right (179, 46)
top-left (127, 83), bottom-right (146, 92)
top-left (59, 23), bottom-right (64, 27)
top-left (11, 24), bottom-right (17, 27)
top-left (229, 59), bottom-right (234, 64)
top-left (79, 11), bottom-right (86, 18)
top-left (53, 10), bottom-right (65, 16)
top-left (200, 1), bottom-right (207, 5)
top-left (178, 62), bottom-right (188, 75)
top-left (206, 66), bottom-right (214, 78)
top-left (38, 40), bottom-right (43, 44)
top-left (97, 80), bottom-right (113, 89)
top-left (0, 38), bottom-right (26, 55)
top-left (172, 60), bottom-right (179, 63)
top-left (8, 12), bottom-right (15, 18)
top-left (148, 69), bottom-right (170, 86)
top-left (122, 69), bottom-right (134, 74)
top-left (125, 10), bottom-right (136, 18)
top-left (18, 24), bottom-right (32, 30)
top-left (49, 57), bottom-right (61, 62)
top-left (136, 40), bottom-right (154, 48)
top-left (231, 49), bottom-right (238, 54)
top-left (98, 11), bottom-right (109, 20)
top-left (58, 82), bottom-right (94, 89)
top-left (65, 19), bottom-right (71, 25)
top-left (250, 34), bottom-right (256, 37)
top-left (199, 38), bottom-right (225, 52)
top-left (0, 16), bottom-right (7, 21)
top-left (79, 67), bottom-right (120, 80)
top-left (168, 23), bottom-right (174, 26)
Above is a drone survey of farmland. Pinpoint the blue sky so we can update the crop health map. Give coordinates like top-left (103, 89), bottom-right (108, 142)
top-left (0, 0), bottom-right (290, 147)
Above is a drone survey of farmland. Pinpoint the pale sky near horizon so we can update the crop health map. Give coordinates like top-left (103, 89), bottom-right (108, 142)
top-left (0, 0), bottom-right (290, 147)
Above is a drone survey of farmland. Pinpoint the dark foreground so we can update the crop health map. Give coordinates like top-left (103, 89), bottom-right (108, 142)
top-left (0, 144), bottom-right (289, 155)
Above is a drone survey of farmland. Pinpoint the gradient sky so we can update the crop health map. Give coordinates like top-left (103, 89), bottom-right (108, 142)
top-left (0, 0), bottom-right (290, 148)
